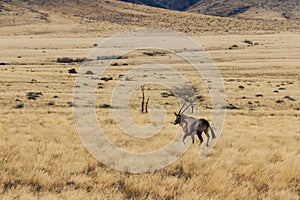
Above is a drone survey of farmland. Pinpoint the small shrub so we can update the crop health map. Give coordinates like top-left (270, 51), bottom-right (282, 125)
top-left (14, 103), bottom-right (24, 109)
top-left (111, 63), bottom-right (118, 66)
top-left (97, 55), bottom-right (120, 60)
top-left (282, 13), bottom-right (290, 19)
top-left (57, 57), bottom-right (85, 63)
top-left (229, 44), bottom-right (238, 50)
top-left (222, 103), bottom-right (240, 110)
top-left (98, 83), bottom-right (104, 89)
top-left (100, 77), bottom-right (113, 82)
top-left (113, 180), bottom-right (125, 190)
top-left (243, 39), bottom-right (253, 45)
top-left (67, 101), bottom-right (75, 107)
top-left (26, 92), bottom-right (43, 100)
top-left (57, 57), bottom-right (72, 63)
top-left (276, 100), bottom-right (284, 104)
top-left (125, 77), bottom-right (132, 81)
top-left (142, 50), bottom-right (166, 57)
top-left (68, 68), bottom-right (77, 74)
top-left (85, 70), bottom-right (94, 75)
top-left (161, 92), bottom-right (174, 98)
top-left (170, 165), bottom-right (191, 180)
top-left (284, 96), bottom-right (296, 101)
top-left (100, 104), bottom-right (111, 108)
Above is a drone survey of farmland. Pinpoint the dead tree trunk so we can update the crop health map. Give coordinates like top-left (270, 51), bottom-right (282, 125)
top-left (145, 98), bottom-right (149, 113)
top-left (141, 85), bottom-right (149, 113)
top-left (141, 85), bottom-right (145, 113)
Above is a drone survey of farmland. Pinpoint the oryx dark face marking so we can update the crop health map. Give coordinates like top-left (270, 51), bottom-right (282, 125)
top-left (173, 112), bottom-right (181, 125)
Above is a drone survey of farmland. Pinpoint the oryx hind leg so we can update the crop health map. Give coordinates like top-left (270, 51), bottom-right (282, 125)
top-left (197, 131), bottom-right (203, 145)
top-left (191, 133), bottom-right (195, 144)
top-left (204, 129), bottom-right (210, 146)
top-left (191, 131), bottom-right (197, 144)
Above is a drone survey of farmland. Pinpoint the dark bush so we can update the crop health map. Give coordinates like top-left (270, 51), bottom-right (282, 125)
top-left (243, 39), bottom-right (253, 45)
top-left (284, 96), bottom-right (296, 101)
top-left (100, 104), bottom-right (111, 108)
top-left (97, 55), bottom-right (120, 60)
top-left (26, 92), bottom-right (43, 100)
top-left (68, 68), bottom-right (77, 74)
top-left (100, 77), bottom-right (113, 82)
top-left (57, 57), bottom-right (85, 63)
top-left (85, 70), bottom-right (94, 75)
top-left (229, 44), bottom-right (238, 50)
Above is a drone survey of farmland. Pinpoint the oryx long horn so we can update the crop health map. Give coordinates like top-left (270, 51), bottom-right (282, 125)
top-left (181, 103), bottom-right (192, 114)
top-left (178, 102), bottom-right (186, 114)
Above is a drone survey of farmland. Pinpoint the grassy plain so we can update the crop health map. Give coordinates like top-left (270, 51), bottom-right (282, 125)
top-left (0, 0), bottom-right (299, 199)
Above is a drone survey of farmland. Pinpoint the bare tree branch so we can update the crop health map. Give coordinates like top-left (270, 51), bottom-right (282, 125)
top-left (145, 98), bottom-right (149, 113)
top-left (173, 85), bottom-right (197, 113)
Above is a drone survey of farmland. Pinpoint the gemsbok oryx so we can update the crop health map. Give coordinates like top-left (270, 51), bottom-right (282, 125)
top-left (174, 103), bottom-right (216, 146)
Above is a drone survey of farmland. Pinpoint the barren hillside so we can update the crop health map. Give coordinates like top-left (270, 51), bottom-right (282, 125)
top-left (189, 0), bottom-right (300, 21)
top-left (120, 0), bottom-right (199, 11)
top-left (120, 0), bottom-right (300, 21)
top-left (0, 0), bottom-right (299, 36)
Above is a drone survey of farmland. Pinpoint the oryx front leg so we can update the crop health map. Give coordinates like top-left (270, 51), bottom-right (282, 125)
top-left (182, 133), bottom-right (188, 144)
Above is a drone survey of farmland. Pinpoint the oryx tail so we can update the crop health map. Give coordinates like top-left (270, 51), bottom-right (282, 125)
top-left (209, 126), bottom-right (216, 139)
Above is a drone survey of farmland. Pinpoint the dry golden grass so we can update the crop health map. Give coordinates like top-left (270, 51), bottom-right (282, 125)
top-left (1, 31), bottom-right (299, 199)
top-left (0, 1), bottom-right (300, 199)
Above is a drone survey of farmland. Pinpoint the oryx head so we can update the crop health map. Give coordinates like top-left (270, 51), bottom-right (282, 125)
top-left (173, 103), bottom-right (191, 125)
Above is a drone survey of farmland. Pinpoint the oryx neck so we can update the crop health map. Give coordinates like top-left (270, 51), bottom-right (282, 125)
top-left (180, 114), bottom-right (188, 124)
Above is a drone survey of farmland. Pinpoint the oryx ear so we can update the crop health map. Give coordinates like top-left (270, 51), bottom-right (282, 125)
top-left (174, 112), bottom-right (178, 116)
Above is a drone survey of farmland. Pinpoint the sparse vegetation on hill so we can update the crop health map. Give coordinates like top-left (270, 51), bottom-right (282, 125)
top-left (120, 0), bottom-right (300, 21)
top-left (0, 0), bottom-right (298, 35)
top-left (120, 0), bottom-right (199, 11)
top-left (188, 0), bottom-right (300, 21)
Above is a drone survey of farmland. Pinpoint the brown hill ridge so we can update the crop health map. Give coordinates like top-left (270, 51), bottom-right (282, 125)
top-left (0, 0), bottom-right (299, 36)
top-left (188, 0), bottom-right (300, 21)
top-left (120, 0), bottom-right (300, 21)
